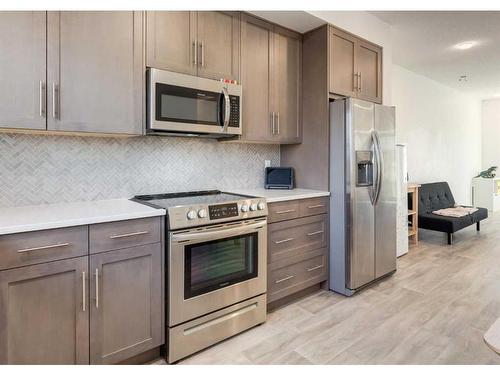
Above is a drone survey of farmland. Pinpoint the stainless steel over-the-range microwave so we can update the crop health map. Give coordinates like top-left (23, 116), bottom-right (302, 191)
top-left (147, 68), bottom-right (242, 138)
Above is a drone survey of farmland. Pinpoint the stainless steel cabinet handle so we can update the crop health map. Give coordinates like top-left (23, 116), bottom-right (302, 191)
top-left (39, 80), bottom-right (46, 118)
top-left (275, 275), bottom-right (294, 284)
top-left (306, 264), bottom-right (324, 272)
top-left (274, 237), bottom-right (295, 244)
top-left (308, 204), bottom-right (325, 209)
top-left (109, 230), bottom-right (149, 239)
top-left (307, 230), bottom-right (324, 236)
top-left (192, 41), bottom-right (197, 66)
top-left (95, 268), bottom-right (99, 309)
top-left (17, 242), bottom-right (70, 253)
top-left (275, 209), bottom-right (296, 214)
top-left (276, 112), bottom-right (280, 135)
top-left (359, 72), bottom-right (362, 91)
top-left (353, 73), bottom-right (358, 91)
top-left (200, 42), bottom-right (205, 67)
top-left (270, 112), bottom-right (275, 135)
top-left (52, 83), bottom-right (59, 119)
top-left (82, 271), bottom-right (86, 312)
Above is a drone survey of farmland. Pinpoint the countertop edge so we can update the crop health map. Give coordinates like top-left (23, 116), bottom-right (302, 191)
top-left (265, 192), bottom-right (331, 203)
top-left (0, 208), bottom-right (166, 236)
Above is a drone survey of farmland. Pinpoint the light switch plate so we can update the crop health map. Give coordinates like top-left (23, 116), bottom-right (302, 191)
top-left (264, 160), bottom-right (271, 168)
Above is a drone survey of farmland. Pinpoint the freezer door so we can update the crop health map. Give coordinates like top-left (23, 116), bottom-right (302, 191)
top-left (374, 104), bottom-right (397, 278)
top-left (347, 99), bottom-right (376, 289)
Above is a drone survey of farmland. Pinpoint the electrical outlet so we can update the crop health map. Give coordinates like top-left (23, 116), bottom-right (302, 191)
top-left (264, 160), bottom-right (271, 168)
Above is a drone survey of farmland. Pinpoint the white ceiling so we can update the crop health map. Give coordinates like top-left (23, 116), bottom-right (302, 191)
top-left (372, 11), bottom-right (500, 99)
top-left (248, 11), bottom-right (325, 33)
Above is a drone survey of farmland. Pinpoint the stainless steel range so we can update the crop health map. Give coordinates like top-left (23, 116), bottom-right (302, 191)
top-left (133, 190), bottom-right (267, 363)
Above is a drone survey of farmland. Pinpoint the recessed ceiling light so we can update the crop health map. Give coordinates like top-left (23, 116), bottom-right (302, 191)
top-left (454, 41), bottom-right (476, 50)
top-left (458, 75), bottom-right (468, 82)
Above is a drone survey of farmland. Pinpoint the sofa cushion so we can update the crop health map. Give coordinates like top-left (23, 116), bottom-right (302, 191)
top-left (419, 207), bottom-right (488, 233)
top-left (418, 182), bottom-right (455, 213)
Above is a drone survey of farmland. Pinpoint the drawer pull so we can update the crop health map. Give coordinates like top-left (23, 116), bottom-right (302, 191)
top-left (109, 230), bottom-right (149, 239)
top-left (275, 209), bottom-right (296, 214)
top-left (17, 242), bottom-right (70, 253)
top-left (306, 264), bottom-right (324, 272)
top-left (307, 230), bottom-right (324, 236)
top-left (308, 204), bottom-right (325, 209)
top-left (274, 237), bottom-right (295, 244)
top-left (275, 275), bottom-right (294, 284)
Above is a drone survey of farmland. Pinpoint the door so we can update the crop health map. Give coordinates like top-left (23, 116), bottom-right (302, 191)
top-left (169, 220), bottom-right (267, 326)
top-left (0, 12), bottom-right (47, 130)
top-left (196, 11), bottom-right (240, 81)
top-left (146, 11), bottom-right (197, 76)
top-left (347, 98), bottom-right (376, 290)
top-left (329, 26), bottom-right (357, 98)
top-left (273, 27), bottom-right (302, 143)
top-left (0, 258), bottom-right (89, 364)
top-left (374, 104), bottom-right (397, 278)
top-left (356, 41), bottom-right (382, 104)
top-left (239, 14), bottom-right (273, 142)
top-left (47, 11), bottom-right (143, 134)
top-left (89, 243), bottom-right (162, 364)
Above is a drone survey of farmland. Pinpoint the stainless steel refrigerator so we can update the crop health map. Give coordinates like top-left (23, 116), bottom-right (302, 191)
top-left (330, 98), bottom-right (397, 296)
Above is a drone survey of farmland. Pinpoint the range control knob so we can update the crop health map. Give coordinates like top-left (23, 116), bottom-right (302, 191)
top-left (198, 208), bottom-right (207, 218)
top-left (187, 210), bottom-right (197, 220)
top-left (257, 201), bottom-right (266, 210)
top-left (240, 204), bottom-right (249, 212)
top-left (250, 203), bottom-right (258, 211)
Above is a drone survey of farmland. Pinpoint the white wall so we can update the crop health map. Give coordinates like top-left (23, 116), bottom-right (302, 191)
top-left (392, 64), bottom-right (482, 204)
top-left (481, 99), bottom-right (500, 169)
top-left (308, 11), bottom-right (393, 104)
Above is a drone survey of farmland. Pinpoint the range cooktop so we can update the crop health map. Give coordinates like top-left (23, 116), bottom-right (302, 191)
top-left (132, 190), bottom-right (267, 230)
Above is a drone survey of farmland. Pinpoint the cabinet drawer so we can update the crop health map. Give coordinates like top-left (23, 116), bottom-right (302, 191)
top-left (267, 200), bottom-right (300, 223)
top-left (299, 196), bottom-right (329, 217)
top-left (268, 214), bottom-right (327, 264)
top-left (268, 252), bottom-right (328, 303)
top-left (0, 226), bottom-right (88, 271)
top-left (90, 217), bottom-right (161, 254)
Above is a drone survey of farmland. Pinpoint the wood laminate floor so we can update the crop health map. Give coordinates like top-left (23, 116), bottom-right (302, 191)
top-left (165, 213), bottom-right (500, 365)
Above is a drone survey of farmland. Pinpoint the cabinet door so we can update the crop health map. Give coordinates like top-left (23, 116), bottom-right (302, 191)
top-left (89, 243), bottom-right (163, 364)
top-left (357, 40), bottom-right (382, 104)
top-left (146, 11), bottom-right (197, 76)
top-left (47, 11), bottom-right (143, 134)
top-left (329, 26), bottom-right (357, 98)
top-left (0, 258), bottom-right (89, 364)
top-left (273, 27), bottom-right (302, 143)
top-left (196, 11), bottom-right (240, 81)
top-left (239, 14), bottom-right (274, 143)
top-left (0, 12), bottom-right (47, 130)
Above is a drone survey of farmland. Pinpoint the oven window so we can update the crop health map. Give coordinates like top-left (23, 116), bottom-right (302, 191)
top-left (156, 83), bottom-right (220, 126)
top-left (184, 232), bottom-right (258, 299)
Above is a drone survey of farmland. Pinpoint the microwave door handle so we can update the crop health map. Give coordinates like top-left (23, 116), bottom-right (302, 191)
top-left (221, 87), bottom-right (230, 132)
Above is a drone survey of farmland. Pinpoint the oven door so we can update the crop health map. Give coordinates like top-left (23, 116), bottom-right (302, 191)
top-left (169, 219), bottom-right (267, 326)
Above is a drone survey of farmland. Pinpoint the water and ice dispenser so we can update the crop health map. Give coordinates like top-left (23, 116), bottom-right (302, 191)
top-left (356, 151), bottom-right (373, 187)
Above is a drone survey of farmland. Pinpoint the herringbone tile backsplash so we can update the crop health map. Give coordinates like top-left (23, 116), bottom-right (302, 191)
top-left (0, 133), bottom-right (280, 208)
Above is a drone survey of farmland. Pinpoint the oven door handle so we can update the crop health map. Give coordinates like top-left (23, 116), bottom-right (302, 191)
top-left (171, 221), bottom-right (266, 243)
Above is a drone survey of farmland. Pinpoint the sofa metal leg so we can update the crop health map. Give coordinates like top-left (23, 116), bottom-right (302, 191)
top-left (477, 221), bottom-right (480, 231)
top-left (447, 232), bottom-right (453, 245)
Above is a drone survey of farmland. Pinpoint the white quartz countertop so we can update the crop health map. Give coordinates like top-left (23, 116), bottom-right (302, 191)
top-left (229, 188), bottom-right (330, 203)
top-left (0, 199), bottom-right (166, 235)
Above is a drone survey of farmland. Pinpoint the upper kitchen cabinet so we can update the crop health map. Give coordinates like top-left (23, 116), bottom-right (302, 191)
top-left (356, 40), bottom-right (382, 103)
top-left (238, 14), bottom-right (302, 144)
top-left (329, 27), bottom-right (357, 99)
top-left (146, 11), bottom-right (240, 81)
top-left (273, 27), bottom-right (302, 143)
top-left (47, 12), bottom-right (143, 134)
top-left (0, 12), bottom-right (47, 130)
top-left (146, 11), bottom-right (197, 76)
top-left (329, 25), bottom-right (382, 104)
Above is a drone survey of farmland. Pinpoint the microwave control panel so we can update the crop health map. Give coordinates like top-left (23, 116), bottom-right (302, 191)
top-left (209, 203), bottom-right (239, 220)
top-left (228, 96), bottom-right (240, 128)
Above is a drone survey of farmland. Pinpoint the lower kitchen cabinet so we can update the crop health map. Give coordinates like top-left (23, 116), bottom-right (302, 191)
top-left (89, 243), bottom-right (163, 364)
top-left (0, 257), bottom-right (89, 364)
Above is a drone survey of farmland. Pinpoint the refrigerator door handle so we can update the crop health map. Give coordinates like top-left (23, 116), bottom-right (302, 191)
top-left (372, 130), bottom-right (383, 205)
